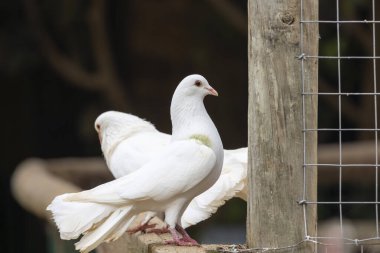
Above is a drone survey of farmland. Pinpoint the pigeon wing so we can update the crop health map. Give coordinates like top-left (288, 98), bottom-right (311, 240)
top-left (118, 139), bottom-right (217, 202)
top-left (67, 139), bottom-right (216, 205)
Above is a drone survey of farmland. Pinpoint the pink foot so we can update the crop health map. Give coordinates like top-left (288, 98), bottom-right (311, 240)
top-left (165, 227), bottom-right (200, 246)
top-left (175, 224), bottom-right (199, 245)
top-left (165, 238), bottom-right (199, 246)
top-left (181, 237), bottom-right (199, 245)
top-left (147, 227), bottom-right (170, 234)
top-left (127, 223), bottom-right (156, 234)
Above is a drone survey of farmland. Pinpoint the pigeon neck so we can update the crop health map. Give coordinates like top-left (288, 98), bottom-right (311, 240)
top-left (170, 95), bottom-right (210, 139)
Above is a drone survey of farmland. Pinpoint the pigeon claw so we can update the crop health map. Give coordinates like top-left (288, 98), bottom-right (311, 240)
top-left (181, 237), bottom-right (199, 245)
top-left (165, 238), bottom-right (200, 246)
top-left (148, 227), bottom-right (170, 234)
top-left (175, 224), bottom-right (199, 245)
top-left (166, 226), bottom-right (200, 246)
top-left (127, 223), bottom-right (157, 234)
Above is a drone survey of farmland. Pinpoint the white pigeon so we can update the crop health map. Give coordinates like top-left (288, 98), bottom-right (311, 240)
top-left (47, 74), bottom-right (224, 252)
top-left (94, 112), bottom-right (171, 178)
top-left (94, 111), bottom-right (247, 229)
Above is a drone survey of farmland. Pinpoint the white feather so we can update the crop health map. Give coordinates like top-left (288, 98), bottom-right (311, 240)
top-left (47, 194), bottom-right (114, 240)
top-left (74, 207), bottom-right (133, 253)
top-left (109, 131), bottom-right (170, 178)
top-left (181, 148), bottom-right (247, 227)
top-left (48, 74), bottom-right (224, 251)
top-left (67, 140), bottom-right (216, 205)
top-left (96, 111), bottom-right (248, 227)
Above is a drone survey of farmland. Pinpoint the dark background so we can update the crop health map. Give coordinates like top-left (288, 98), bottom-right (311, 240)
top-left (1, 0), bottom-right (378, 252)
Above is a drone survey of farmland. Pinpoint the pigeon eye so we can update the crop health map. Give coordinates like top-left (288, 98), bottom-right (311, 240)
top-left (194, 80), bottom-right (201, 87)
top-left (96, 124), bottom-right (100, 130)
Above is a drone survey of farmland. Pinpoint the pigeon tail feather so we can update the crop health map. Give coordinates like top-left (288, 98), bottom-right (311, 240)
top-left (47, 193), bottom-right (115, 240)
top-left (75, 206), bottom-right (133, 253)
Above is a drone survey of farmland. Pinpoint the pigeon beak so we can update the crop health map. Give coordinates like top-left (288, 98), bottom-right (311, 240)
top-left (206, 87), bottom-right (218, 96)
top-left (98, 132), bottom-right (102, 144)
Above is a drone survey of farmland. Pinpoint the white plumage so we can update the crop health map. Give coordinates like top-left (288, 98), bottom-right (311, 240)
top-left (94, 110), bottom-right (247, 229)
top-left (181, 147), bottom-right (247, 227)
top-left (47, 74), bottom-right (224, 252)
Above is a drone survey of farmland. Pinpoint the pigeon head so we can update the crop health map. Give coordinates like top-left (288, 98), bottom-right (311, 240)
top-left (170, 74), bottom-right (220, 142)
top-left (94, 111), bottom-right (155, 157)
top-left (174, 74), bottom-right (218, 98)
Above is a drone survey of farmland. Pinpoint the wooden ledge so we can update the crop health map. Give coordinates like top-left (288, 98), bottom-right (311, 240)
top-left (97, 231), bottom-right (226, 253)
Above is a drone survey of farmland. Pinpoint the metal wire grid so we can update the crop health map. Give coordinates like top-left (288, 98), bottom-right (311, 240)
top-left (300, 0), bottom-right (380, 251)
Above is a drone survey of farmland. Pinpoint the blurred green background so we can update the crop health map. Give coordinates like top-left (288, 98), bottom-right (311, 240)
top-left (1, 0), bottom-right (380, 252)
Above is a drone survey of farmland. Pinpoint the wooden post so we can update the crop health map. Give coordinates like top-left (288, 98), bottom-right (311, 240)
top-left (247, 0), bottom-right (318, 252)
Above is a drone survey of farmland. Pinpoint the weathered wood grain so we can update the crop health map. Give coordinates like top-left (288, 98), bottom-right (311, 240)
top-left (247, 0), bottom-right (318, 252)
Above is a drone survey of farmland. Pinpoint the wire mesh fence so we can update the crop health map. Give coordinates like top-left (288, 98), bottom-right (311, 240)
top-left (300, 0), bottom-right (380, 252)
